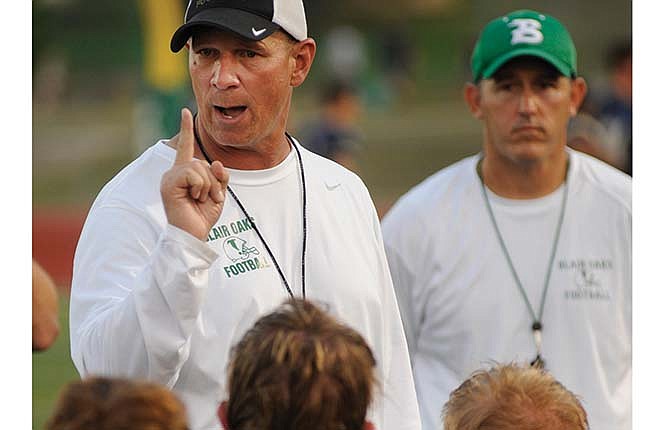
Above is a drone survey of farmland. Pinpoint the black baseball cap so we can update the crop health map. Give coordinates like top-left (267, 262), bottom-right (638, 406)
top-left (170, 0), bottom-right (308, 53)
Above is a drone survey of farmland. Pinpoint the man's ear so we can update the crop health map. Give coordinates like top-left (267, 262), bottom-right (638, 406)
top-left (569, 77), bottom-right (588, 117)
top-left (218, 401), bottom-right (230, 430)
top-left (464, 82), bottom-right (483, 119)
top-left (290, 38), bottom-right (317, 87)
top-left (363, 420), bottom-right (376, 430)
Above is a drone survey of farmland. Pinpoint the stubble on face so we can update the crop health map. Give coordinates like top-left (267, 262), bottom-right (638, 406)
top-left (465, 56), bottom-right (587, 198)
top-left (478, 57), bottom-right (576, 167)
top-left (187, 29), bottom-right (297, 167)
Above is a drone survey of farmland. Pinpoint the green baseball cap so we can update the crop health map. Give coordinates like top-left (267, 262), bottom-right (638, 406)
top-left (471, 9), bottom-right (577, 82)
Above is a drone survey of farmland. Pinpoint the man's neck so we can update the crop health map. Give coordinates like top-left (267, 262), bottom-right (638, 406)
top-left (195, 137), bottom-right (291, 170)
top-left (167, 129), bottom-right (291, 171)
top-left (479, 151), bottom-right (568, 199)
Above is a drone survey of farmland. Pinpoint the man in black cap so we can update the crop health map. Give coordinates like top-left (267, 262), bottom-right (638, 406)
top-left (69, 2), bottom-right (421, 429)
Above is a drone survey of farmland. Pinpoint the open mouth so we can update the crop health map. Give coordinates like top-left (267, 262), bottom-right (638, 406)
top-left (214, 105), bottom-right (247, 119)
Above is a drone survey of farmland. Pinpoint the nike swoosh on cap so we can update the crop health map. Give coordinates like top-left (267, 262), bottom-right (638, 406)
top-left (252, 27), bottom-right (267, 37)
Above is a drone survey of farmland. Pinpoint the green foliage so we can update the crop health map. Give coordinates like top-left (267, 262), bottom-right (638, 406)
top-left (34, 0), bottom-right (143, 81)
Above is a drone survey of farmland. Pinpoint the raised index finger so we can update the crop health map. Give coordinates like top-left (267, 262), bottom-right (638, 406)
top-left (174, 108), bottom-right (196, 165)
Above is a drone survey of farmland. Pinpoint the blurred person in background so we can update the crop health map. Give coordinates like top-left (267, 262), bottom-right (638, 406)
top-left (45, 376), bottom-right (189, 430)
top-left (322, 25), bottom-right (367, 84)
top-left (594, 41), bottom-right (632, 175)
top-left (219, 299), bottom-right (376, 430)
top-left (567, 112), bottom-right (623, 168)
top-left (442, 363), bottom-right (588, 430)
top-left (382, 10), bottom-right (631, 430)
top-left (33, 259), bottom-right (60, 351)
top-left (69, 1), bottom-right (420, 429)
top-left (299, 80), bottom-right (363, 172)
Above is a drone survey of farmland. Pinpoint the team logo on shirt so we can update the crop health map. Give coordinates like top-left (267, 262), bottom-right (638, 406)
top-left (206, 217), bottom-right (271, 278)
top-left (558, 259), bottom-right (613, 301)
top-left (223, 237), bottom-right (259, 262)
top-left (206, 217), bottom-right (257, 242)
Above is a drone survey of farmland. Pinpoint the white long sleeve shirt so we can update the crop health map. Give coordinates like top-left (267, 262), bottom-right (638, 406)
top-left (382, 150), bottom-right (631, 430)
top-left (70, 140), bottom-right (421, 430)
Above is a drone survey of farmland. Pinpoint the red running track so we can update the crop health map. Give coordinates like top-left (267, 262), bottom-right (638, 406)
top-left (33, 207), bottom-right (88, 293)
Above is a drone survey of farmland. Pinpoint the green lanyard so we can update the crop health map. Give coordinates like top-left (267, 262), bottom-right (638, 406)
top-left (476, 157), bottom-right (569, 369)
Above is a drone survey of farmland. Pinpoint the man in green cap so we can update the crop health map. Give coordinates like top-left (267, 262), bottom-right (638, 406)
top-left (382, 10), bottom-right (631, 430)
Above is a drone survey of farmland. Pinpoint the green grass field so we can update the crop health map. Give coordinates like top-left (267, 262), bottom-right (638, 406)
top-left (33, 297), bottom-right (79, 430)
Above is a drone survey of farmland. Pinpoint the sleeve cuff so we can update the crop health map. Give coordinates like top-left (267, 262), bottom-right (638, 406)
top-left (164, 224), bottom-right (220, 264)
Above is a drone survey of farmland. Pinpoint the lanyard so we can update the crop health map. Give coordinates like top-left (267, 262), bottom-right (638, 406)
top-left (192, 114), bottom-right (306, 299)
top-left (476, 157), bottom-right (569, 368)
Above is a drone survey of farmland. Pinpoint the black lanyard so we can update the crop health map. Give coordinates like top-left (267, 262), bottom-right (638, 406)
top-left (192, 114), bottom-right (306, 299)
top-left (476, 156), bottom-right (569, 368)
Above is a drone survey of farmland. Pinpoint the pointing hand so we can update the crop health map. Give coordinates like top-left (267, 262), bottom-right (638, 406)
top-left (160, 108), bottom-right (229, 240)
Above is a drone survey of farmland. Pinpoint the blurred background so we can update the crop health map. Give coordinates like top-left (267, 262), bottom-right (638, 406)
top-left (32, 0), bottom-right (631, 427)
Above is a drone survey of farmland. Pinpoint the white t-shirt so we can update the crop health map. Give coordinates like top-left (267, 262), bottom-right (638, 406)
top-left (70, 139), bottom-right (421, 430)
top-left (382, 150), bottom-right (631, 430)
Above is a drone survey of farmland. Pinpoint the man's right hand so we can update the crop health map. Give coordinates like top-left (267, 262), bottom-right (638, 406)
top-left (160, 108), bottom-right (229, 241)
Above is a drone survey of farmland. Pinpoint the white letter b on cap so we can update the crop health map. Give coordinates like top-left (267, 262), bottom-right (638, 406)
top-left (508, 18), bottom-right (543, 44)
